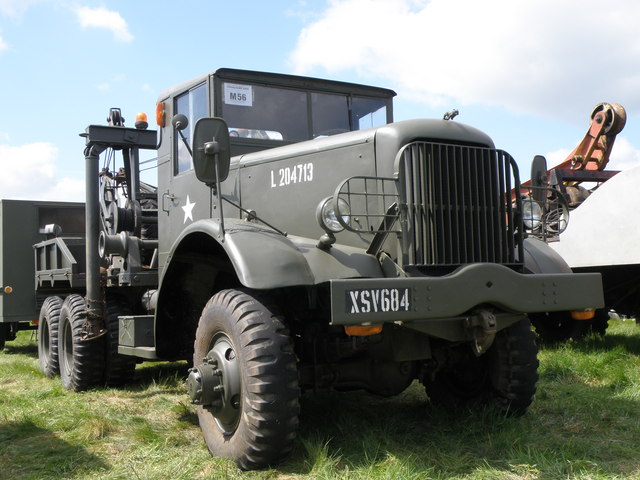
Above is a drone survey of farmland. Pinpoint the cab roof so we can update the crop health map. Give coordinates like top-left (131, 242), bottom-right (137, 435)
top-left (158, 68), bottom-right (396, 101)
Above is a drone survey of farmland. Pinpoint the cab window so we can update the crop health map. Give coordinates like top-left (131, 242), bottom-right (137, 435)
top-left (174, 83), bottom-right (207, 175)
top-left (311, 92), bottom-right (349, 137)
top-left (222, 82), bottom-right (307, 142)
top-left (352, 97), bottom-right (387, 129)
top-left (221, 81), bottom-right (391, 143)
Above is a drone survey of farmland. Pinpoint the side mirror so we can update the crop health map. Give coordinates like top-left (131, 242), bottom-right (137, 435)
top-left (530, 155), bottom-right (548, 203)
top-left (192, 117), bottom-right (231, 184)
top-left (172, 114), bottom-right (189, 131)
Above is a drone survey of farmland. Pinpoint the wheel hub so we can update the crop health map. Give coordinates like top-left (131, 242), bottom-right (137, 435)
top-left (187, 358), bottom-right (223, 407)
top-left (187, 334), bottom-right (241, 433)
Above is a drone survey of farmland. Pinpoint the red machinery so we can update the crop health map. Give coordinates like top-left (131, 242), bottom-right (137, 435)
top-left (530, 102), bottom-right (626, 207)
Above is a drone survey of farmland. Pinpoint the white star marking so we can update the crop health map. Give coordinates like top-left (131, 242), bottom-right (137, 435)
top-left (182, 195), bottom-right (195, 223)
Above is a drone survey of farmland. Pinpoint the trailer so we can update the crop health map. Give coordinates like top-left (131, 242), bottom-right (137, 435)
top-left (0, 199), bottom-right (84, 350)
top-left (551, 164), bottom-right (640, 322)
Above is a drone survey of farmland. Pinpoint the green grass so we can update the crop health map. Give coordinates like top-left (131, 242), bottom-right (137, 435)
top-left (1, 320), bottom-right (640, 479)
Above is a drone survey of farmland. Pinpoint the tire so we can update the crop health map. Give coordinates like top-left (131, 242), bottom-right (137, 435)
top-left (587, 308), bottom-right (609, 336)
top-left (529, 311), bottom-right (587, 342)
top-left (37, 296), bottom-right (63, 377)
top-left (424, 317), bottom-right (539, 416)
top-left (192, 289), bottom-right (300, 470)
top-left (58, 294), bottom-right (105, 391)
top-left (104, 297), bottom-right (136, 386)
top-left (0, 323), bottom-right (7, 351)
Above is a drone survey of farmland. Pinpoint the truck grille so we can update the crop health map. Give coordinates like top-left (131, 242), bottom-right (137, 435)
top-left (397, 142), bottom-right (522, 272)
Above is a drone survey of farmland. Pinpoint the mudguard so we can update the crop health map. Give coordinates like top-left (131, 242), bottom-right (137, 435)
top-left (523, 237), bottom-right (573, 274)
top-left (162, 218), bottom-right (383, 290)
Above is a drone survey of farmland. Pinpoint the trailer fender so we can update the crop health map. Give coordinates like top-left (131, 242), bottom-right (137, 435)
top-left (523, 237), bottom-right (572, 274)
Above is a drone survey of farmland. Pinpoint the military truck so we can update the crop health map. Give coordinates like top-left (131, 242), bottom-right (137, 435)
top-left (1, 68), bottom-right (604, 470)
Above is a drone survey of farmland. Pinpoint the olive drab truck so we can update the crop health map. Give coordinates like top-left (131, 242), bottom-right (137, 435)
top-left (0, 69), bottom-right (605, 470)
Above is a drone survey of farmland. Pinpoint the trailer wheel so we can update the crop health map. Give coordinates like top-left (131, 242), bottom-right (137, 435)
top-left (37, 296), bottom-right (63, 377)
top-left (104, 297), bottom-right (136, 386)
top-left (423, 318), bottom-right (539, 416)
top-left (58, 294), bottom-right (105, 391)
top-left (188, 289), bottom-right (300, 470)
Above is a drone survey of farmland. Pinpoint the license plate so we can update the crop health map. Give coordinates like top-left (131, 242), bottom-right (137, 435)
top-left (346, 288), bottom-right (412, 314)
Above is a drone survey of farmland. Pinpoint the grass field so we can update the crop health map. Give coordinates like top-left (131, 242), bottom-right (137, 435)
top-left (1, 320), bottom-right (639, 480)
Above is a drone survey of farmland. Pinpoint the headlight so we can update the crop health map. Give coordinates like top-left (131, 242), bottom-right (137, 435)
top-left (316, 197), bottom-right (351, 233)
top-left (521, 198), bottom-right (542, 230)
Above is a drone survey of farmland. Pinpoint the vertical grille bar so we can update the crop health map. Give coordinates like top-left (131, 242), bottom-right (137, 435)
top-left (398, 142), bottom-right (521, 271)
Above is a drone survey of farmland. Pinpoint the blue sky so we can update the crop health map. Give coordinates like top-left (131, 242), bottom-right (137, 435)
top-left (2, 0), bottom-right (640, 201)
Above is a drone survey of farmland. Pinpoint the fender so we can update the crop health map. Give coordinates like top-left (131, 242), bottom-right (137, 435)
top-left (523, 237), bottom-right (573, 274)
top-left (161, 218), bottom-right (384, 290)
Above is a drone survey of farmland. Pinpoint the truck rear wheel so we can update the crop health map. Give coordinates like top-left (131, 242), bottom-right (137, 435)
top-left (529, 311), bottom-right (588, 342)
top-left (423, 317), bottom-right (539, 416)
top-left (37, 296), bottom-right (63, 377)
top-left (588, 308), bottom-right (609, 336)
top-left (104, 297), bottom-right (136, 386)
top-left (188, 289), bottom-right (300, 470)
top-left (0, 323), bottom-right (7, 350)
top-left (58, 294), bottom-right (105, 391)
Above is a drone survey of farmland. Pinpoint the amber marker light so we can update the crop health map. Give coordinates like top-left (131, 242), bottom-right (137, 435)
top-left (344, 325), bottom-right (383, 336)
top-left (135, 112), bottom-right (149, 130)
top-left (156, 102), bottom-right (166, 127)
top-left (570, 310), bottom-right (596, 320)
top-left (3, 286), bottom-right (13, 294)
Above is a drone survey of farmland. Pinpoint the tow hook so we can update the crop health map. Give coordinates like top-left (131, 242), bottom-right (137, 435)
top-left (186, 357), bottom-right (224, 408)
top-left (466, 310), bottom-right (497, 356)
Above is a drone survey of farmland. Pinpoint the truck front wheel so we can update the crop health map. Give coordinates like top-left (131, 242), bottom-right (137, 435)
top-left (58, 294), bottom-right (105, 391)
top-left (423, 317), bottom-right (539, 416)
top-left (189, 289), bottom-right (300, 470)
top-left (37, 296), bottom-right (63, 377)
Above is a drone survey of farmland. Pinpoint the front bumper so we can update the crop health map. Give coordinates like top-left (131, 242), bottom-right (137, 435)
top-left (330, 263), bottom-right (603, 326)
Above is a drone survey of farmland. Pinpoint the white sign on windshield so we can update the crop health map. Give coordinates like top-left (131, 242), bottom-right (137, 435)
top-left (224, 83), bottom-right (253, 107)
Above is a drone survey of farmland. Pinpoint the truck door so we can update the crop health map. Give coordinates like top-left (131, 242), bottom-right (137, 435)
top-left (158, 82), bottom-right (211, 266)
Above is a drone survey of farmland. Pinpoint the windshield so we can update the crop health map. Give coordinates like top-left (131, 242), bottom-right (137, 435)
top-left (220, 81), bottom-right (388, 142)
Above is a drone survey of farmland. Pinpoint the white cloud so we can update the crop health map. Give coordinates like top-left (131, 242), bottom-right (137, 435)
top-left (608, 136), bottom-right (640, 171)
top-left (73, 6), bottom-right (134, 43)
top-left (290, 0), bottom-right (640, 122)
top-left (544, 148), bottom-right (573, 170)
top-left (0, 0), bottom-right (40, 17)
top-left (0, 142), bottom-right (85, 201)
top-left (0, 33), bottom-right (7, 52)
top-left (94, 73), bottom-right (126, 92)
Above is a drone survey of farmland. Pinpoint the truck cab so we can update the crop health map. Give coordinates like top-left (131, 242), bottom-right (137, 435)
top-left (155, 68), bottom-right (394, 268)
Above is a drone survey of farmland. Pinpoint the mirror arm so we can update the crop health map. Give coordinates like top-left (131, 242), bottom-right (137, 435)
top-left (177, 129), bottom-right (193, 157)
top-left (213, 153), bottom-right (225, 241)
